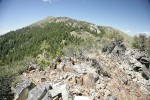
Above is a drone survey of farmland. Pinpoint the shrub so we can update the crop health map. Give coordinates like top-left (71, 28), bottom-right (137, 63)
top-left (132, 34), bottom-right (150, 53)
top-left (103, 31), bottom-right (124, 43)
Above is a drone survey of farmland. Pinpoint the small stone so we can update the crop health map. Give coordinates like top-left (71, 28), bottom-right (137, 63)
top-left (104, 90), bottom-right (111, 99)
top-left (41, 78), bottom-right (47, 82)
top-left (63, 74), bottom-right (69, 79)
top-left (94, 92), bottom-right (101, 100)
top-left (99, 83), bottom-right (106, 89)
top-left (53, 96), bottom-right (60, 100)
top-left (83, 74), bottom-right (95, 89)
top-left (23, 73), bottom-right (27, 77)
top-left (57, 62), bottom-right (65, 71)
top-left (75, 76), bottom-right (83, 85)
top-left (135, 92), bottom-right (141, 97)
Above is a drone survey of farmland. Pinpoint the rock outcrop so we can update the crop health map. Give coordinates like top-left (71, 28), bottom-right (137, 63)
top-left (12, 42), bottom-right (150, 100)
top-left (11, 79), bottom-right (36, 100)
top-left (28, 82), bottom-right (50, 100)
top-left (102, 38), bottom-right (150, 97)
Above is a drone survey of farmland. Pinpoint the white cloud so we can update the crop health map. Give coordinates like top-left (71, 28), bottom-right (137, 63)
top-left (125, 30), bottom-right (132, 33)
top-left (42, 0), bottom-right (59, 3)
top-left (122, 29), bottom-right (134, 35)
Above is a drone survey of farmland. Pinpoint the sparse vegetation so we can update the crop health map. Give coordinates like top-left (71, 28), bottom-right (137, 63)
top-left (0, 22), bottom-right (84, 98)
top-left (0, 17), bottom-right (136, 99)
top-left (0, 62), bottom-right (26, 98)
top-left (103, 31), bottom-right (124, 42)
top-left (132, 34), bottom-right (150, 54)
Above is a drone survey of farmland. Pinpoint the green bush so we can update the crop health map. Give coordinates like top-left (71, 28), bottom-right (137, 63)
top-left (0, 64), bottom-right (26, 98)
top-left (103, 31), bottom-right (124, 42)
top-left (132, 34), bottom-right (150, 53)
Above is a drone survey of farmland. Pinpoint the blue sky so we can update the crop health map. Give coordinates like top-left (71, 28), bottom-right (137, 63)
top-left (0, 0), bottom-right (150, 36)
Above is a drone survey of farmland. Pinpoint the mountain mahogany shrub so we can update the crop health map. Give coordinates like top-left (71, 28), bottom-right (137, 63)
top-left (0, 65), bottom-right (26, 98)
top-left (132, 35), bottom-right (139, 49)
top-left (145, 37), bottom-right (150, 54)
top-left (132, 34), bottom-right (150, 53)
top-left (103, 31), bottom-right (124, 42)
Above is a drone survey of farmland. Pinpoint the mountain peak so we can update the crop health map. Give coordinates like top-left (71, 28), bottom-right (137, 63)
top-left (30, 16), bottom-right (73, 26)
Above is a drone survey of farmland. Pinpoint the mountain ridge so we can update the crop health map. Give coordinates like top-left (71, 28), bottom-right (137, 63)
top-left (0, 16), bottom-right (138, 99)
top-left (31, 16), bottom-right (133, 42)
top-left (0, 16), bottom-right (134, 65)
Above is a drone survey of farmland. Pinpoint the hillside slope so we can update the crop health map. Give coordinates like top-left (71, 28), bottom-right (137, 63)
top-left (0, 16), bottom-right (132, 65)
top-left (0, 16), bottom-right (135, 99)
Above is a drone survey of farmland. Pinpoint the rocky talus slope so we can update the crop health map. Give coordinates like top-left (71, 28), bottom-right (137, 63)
top-left (11, 47), bottom-right (150, 100)
top-left (1, 16), bottom-right (148, 100)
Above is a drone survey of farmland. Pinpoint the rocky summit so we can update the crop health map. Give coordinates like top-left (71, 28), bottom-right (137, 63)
top-left (12, 46), bottom-right (150, 100)
top-left (0, 16), bottom-right (150, 100)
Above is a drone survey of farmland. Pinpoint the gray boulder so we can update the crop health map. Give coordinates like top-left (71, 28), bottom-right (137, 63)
top-left (112, 41), bottom-right (126, 57)
top-left (41, 91), bottom-right (53, 100)
top-left (142, 65), bottom-right (150, 80)
top-left (134, 51), bottom-right (145, 60)
top-left (101, 45), bottom-right (108, 52)
top-left (28, 82), bottom-right (50, 100)
top-left (140, 57), bottom-right (150, 68)
top-left (120, 42), bottom-right (126, 52)
top-left (133, 62), bottom-right (143, 71)
top-left (91, 59), bottom-right (101, 69)
top-left (129, 57), bottom-right (137, 64)
top-left (11, 79), bottom-right (35, 100)
top-left (49, 82), bottom-right (72, 100)
top-left (107, 43), bottom-right (116, 54)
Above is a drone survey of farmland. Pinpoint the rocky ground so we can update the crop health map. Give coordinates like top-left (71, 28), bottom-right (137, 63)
top-left (11, 47), bottom-right (150, 100)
